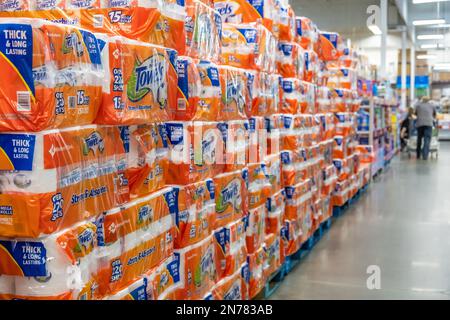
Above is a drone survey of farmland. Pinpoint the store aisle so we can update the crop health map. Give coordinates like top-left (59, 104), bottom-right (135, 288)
top-left (271, 142), bottom-right (450, 300)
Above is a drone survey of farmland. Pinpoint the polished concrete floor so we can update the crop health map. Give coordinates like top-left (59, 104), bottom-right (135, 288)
top-left (271, 142), bottom-right (450, 300)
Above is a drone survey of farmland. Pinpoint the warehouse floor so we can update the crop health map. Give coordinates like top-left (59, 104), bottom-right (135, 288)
top-left (271, 142), bottom-right (450, 300)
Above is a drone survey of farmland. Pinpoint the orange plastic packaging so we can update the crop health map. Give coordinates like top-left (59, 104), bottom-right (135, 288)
top-left (118, 124), bottom-right (168, 200)
top-left (218, 65), bottom-right (250, 121)
top-left (96, 34), bottom-right (176, 125)
top-left (210, 263), bottom-right (249, 300)
top-left (185, 0), bottom-right (222, 63)
top-left (304, 49), bottom-right (319, 83)
top-left (213, 169), bottom-right (248, 229)
top-left (262, 153), bottom-right (281, 194)
top-left (0, 19), bottom-right (102, 132)
top-left (299, 81), bottom-right (316, 114)
top-left (145, 255), bottom-right (180, 300)
top-left (295, 16), bottom-right (319, 51)
top-left (318, 31), bottom-right (342, 62)
top-left (103, 277), bottom-right (148, 300)
top-left (266, 189), bottom-right (284, 234)
top-left (0, 221), bottom-right (98, 300)
top-left (247, 116), bottom-right (266, 164)
top-left (172, 179), bottom-right (216, 249)
top-left (280, 78), bottom-right (301, 114)
top-left (280, 149), bottom-right (309, 187)
top-left (214, 218), bottom-right (247, 280)
top-left (276, 41), bottom-right (304, 79)
top-left (217, 120), bottom-right (249, 173)
top-left (247, 162), bottom-right (270, 210)
top-left (276, 4), bottom-right (295, 42)
top-left (214, 0), bottom-right (277, 34)
top-left (220, 22), bottom-right (276, 73)
top-left (165, 121), bottom-right (224, 185)
top-left (174, 234), bottom-right (217, 300)
top-left (263, 233), bottom-right (283, 277)
top-left (281, 218), bottom-right (301, 257)
top-left (0, 125), bottom-right (123, 238)
top-left (96, 188), bottom-right (176, 297)
top-left (245, 204), bottom-right (266, 254)
top-left (174, 57), bottom-right (221, 121)
top-left (247, 244), bottom-right (265, 298)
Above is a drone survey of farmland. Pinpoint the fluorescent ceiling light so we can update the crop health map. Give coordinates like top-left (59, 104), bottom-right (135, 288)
top-left (413, 19), bottom-right (445, 26)
top-left (368, 24), bottom-right (382, 35)
top-left (426, 24), bottom-right (450, 28)
top-left (417, 34), bottom-right (444, 40)
top-left (413, 0), bottom-right (450, 4)
top-left (421, 44), bottom-right (439, 49)
top-left (417, 55), bottom-right (436, 59)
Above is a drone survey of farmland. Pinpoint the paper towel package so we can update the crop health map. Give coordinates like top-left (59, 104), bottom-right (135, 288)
top-left (218, 65), bottom-right (250, 121)
top-left (262, 153), bottom-right (281, 194)
top-left (165, 121), bottom-right (224, 185)
top-left (277, 42), bottom-right (304, 79)
top-left (263, 233), bottom-right (282, 277)
top-left (174, 234), bottom-right (217, 300)
top-left (299, 81), bottom-right (316, 114)
top-left (0, 221), bottom-right (98, 300)
top-left (97, 34), bottom-right (176, 125)
top-left (0, 19), bottom-right (103, 132)
top-left (280, 78), bottom-right (301, 114)
top-left (284, 179), bottom-right (312, 223)
top-left (118, 124), bottom-right (169, 199)
top-left (220, 22), bottom-right (276, 73)
top-left (210, 263), bottom-right (249, 300)
top-left (185, 0), bottom-right (222, 63)
top-left (217, 120), bottom-right (248, 173)
top-left (171, 179), bottom-right (216, 249)
top-left (303, 49), bottom-right (319, 84)
top-left (0, 125), bottom-right (124, 238)
top-left (95, 196), bottom-right (176, 297)
top-left (214, 0), bottom-right (277, 34)
top-left (247, 162), bottom-right (270, 210)
top-left (276, 3), bottom-right (295, 42)
top-left (214, 218), bottom-right (247, 280)
top-left (318, 31), bottom-right (342, 62)
top-left (281, 149), bottom-right (310, 187)
top-left (145, 255), bottom-right (180, 300)
top-left (247, 116), bottom-right (267, 164)
top-left (245, 204), bottom-right (266, 254)
top-left (265, 190), bottom-right (284, 234)
top-left (247, 244), bottom-right (264, 298)
top-left (213, 169), bottom-right (248, 229)
top-left (174, 57), bottom-right (221, 121)
top-left (295, 16), bottom-right (319, 51)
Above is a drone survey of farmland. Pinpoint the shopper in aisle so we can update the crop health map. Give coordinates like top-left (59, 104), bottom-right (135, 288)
top-left (415, 96), bottom-right (437, 160)
top-left (400, 107), bottom-right (415, 152)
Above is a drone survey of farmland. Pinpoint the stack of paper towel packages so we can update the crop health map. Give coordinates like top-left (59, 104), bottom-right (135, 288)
top-left (0, 0), bottom-right (372, 300)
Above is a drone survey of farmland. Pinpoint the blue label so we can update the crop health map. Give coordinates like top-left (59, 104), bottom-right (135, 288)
top-left (119, 126), bottom-right (130, 153)
top-left (164, 188), bottom-right (179, 217)
top-left (214, 227), bottom-right (230, 254)
top-left (167, 257), bottom-right (180, 284)
top-left (296, 18), bottom-right (303, 36)
top-left (80, 30), bottom-right (102, 66)
top-left (206, 179), bottom-right (215, 201)
top-left (129, 278), bottom-right (148, 300)
top-left (176, 59), bottom-right (189, 100)
top-left (165, 123), bottom-right (184, 146)
top-left (285, 186), bottom-right (295, 199)
top-left (217, 122), bottom-right (229, 143)
top-left (242, 168), bottom-right (249, 189)
top-left (322, 32), bottom-right (338, 47)
top-left (0, 134), bottom-right (36, 171)
top-left (249, 0), bottom-right (264, 17)
top-left (0, 241), bottom-right (47, 277)
top-left (278, 43), bottom-right (293, 57)
top-left (95, 214), bottom-right (105, 247)
top-left (237, 28), bottom-right (257, 44)
top-left (157, 124), bottom-right (169, 148)
top-left (0, 24), bottom-right (34, 96)
top-left (282, 79), bottom-right (294, 93)
top-left (282, 115), bottom-right (293, 129)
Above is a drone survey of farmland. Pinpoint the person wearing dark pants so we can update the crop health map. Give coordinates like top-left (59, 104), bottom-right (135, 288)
top-left (416, 126), bottom-right (433, 160)
top-left (415, 96), bottom-right (436, 160)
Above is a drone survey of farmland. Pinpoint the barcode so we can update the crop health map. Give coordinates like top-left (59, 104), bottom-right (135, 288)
top-left (177, 99), bottom-right (186, 111)
top-left (93, 15), bottom-right (104, 28)
top-left (69, 96), bottom-right (76, 109)
top-left (17, 91), bottom-right (31, 112)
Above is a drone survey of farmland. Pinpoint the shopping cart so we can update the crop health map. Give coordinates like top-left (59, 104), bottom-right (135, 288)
top-left (407, 120), bottom-right (440, 159)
